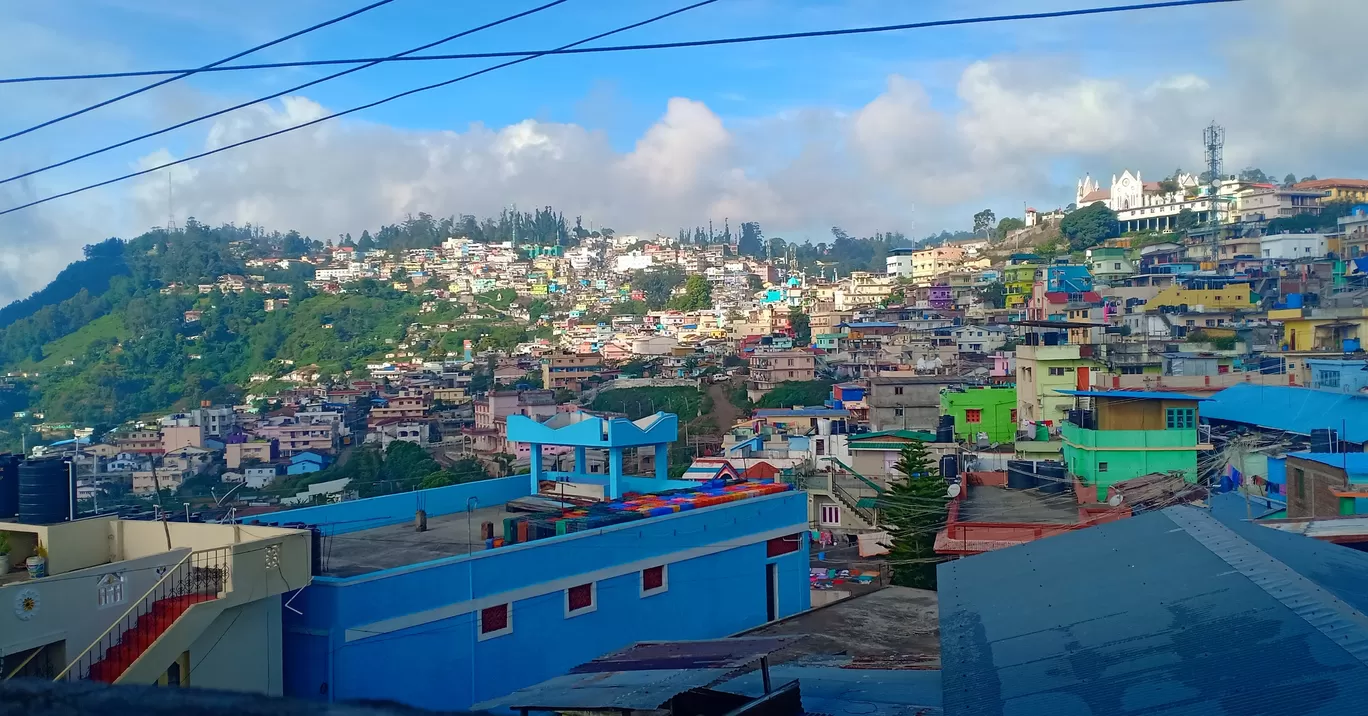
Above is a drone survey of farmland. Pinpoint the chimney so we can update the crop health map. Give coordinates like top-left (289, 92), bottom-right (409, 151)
top-left (415, 509), bottom-right (427, 532)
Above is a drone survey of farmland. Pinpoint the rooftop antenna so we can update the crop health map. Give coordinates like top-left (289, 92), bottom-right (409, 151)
top-left (1202, 121), bottom-right (1224, 258)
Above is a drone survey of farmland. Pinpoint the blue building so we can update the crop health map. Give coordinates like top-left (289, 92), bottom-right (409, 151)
top-left (938, 504), bottom-right (1368, 714)
top-left (252, 423), bottom-right (810, 711)
top-left (1305, 358), bottom-right (1368, 394)
top-left (1203, 383), bottom-right (1368, 448)
top-left (286, 451), bottom-right (329, 475)
top-left (508, 411), bottom-right (680, 499)
top-left (1042, 263), bottom-right (1094, 293)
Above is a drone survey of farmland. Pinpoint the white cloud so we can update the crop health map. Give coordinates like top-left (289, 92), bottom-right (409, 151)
top-left (3, 0), bottom-right (1368, 305)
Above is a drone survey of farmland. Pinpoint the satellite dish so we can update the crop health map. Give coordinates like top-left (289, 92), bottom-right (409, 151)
top-left (947, 483), bottom-right (962, 498)
top-left (1108, 492), bottom-right (1124, 507)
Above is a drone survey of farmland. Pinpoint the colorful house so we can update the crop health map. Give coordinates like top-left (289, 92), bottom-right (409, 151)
top-left (1059, 390), bottom-right (1210, 501)
top-left (1003, 255), bottom-right (1041, 311)
top-left (940, 385), bottom-right (1018, 443)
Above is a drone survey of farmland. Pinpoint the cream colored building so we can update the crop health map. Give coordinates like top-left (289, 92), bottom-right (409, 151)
top-left (0, 515), bottom-right (310, 692)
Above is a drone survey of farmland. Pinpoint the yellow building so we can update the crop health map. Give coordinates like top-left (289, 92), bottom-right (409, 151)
top-left (1003, 262), bottom-right (1039, 310)
top-left (1293, 178), bottom-right (1368, 205)
top-left (1015, 343), bottom-right (1108, 425)
top-left (1, 515), bottom-right (310, 690)
top-left (1146, 284), bottom-right (1256, 312)
top-left (1269, 307), bottom-right (1368, 352)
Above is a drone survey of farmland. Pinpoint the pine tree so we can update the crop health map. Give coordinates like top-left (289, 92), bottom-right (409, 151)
top-left (878, 441), bottom-right (948, 589)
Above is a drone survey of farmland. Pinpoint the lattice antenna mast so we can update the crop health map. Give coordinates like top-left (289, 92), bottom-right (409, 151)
top-left (166, 172), bottom-right (178, 231)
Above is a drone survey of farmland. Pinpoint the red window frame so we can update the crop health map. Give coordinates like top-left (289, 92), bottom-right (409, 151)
top-left (767, 534), bottom-right (802, 557)
top-left (642, 566), bottom-right (665, 593)
top-left (965, 409), bottom-right (982, 423)
top-left (480, 604), bottom-right (508, 635)
top-left (567, 583), bottom-right (594, 613)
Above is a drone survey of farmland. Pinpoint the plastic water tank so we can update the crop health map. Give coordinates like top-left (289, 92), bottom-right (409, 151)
top-left (1036, 461), bottom-right (1068, 495)
top-left (817, 418), bottom-right (832, 436)
top-left (0, 453), bottom-right (19, 519)
top-left (1310, 429), bottom-right (1341, 454)
top-left (940, 454), bottom-right (960, 481)
top-left (18, 458), bottom-right (71, 525)
top-left (1007, 460), bottom-right (1036, 489)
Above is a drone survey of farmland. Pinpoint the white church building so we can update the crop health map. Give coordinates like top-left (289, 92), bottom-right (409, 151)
top-left (1076, 170), bottom-right (1220, 233)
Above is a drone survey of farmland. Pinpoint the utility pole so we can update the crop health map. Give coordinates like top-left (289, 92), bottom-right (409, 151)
top-left (150, 458), bottom-right (172, 550)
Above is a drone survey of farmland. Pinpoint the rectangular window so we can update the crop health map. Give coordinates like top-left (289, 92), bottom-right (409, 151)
top-left (1165, 408), bottom-right (1195, 429)
top-left (1295, 468), bottom-right (1306, 499)
top-left (815, 439), bottom-right (825, 456)
top-left (1098, 462), bottom-right (1109, 472)
top-left (894, 386), bottom-right (904, 395)
top-left (893, 408), bottom-right (904, 417)
top-left (566, 583), bottom-right (596, 617)
top-left (478, 604), bottom-right (512, 639)
top-left (820, 504), bottom-right (841, 526)
top-left (1048, 367), bottom-right (1066, 376)
top-left (1319, 371), bottom-right (1341, 388)
top-left (641, 566), bottom-right (667, 597)
top-left (1010, 409), bottom-right (1018, 423)
top-left (965, 409), bottom-right (982, 423)
top-left (766, 534), bottom-right (802, 557)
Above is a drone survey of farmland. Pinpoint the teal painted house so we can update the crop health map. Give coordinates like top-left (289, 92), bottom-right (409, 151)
top-left (1059, 390), bottom-right (1210, 501)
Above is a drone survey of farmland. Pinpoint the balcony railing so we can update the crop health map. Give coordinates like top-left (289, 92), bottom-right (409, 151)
top-left (55, 547), bottom-right (231, 684)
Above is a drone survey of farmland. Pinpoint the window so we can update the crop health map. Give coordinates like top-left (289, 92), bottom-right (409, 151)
top-left (894, 386), bottom-right (904, 395)
top-left (1010, 409), bottom-right (1018, 423)
top-left (566, 583), bottom-right (596, 617)
top-left (893, 408), bottom-right (904, 417)
top-left (1048, 367), bottom-right (1066, 376)
top-left (1319, 370), bottom-right (1341, 388)
top-left (478, 604), bottom-right (512, 639)
top-left (820, 504), bottom-right (841, 526)
top-left (1121, 366), bottom-right (1144, 375)
top-left (815, 439), bottom-right (825, 456)
top-left (641, 566), bottom-right (668, 597)
top-left (1165, 408), bottom-right (1195, 429)
top-left (965, 409), bottom-right (982, 423)
top-left (766, 534), bottom-right (802, 557)
top-left (1113, 262), bottom-right (1122, 270)
top-left (97, 573), bottom-right (126, 609)
top-left (1098, 462), bottom-right (1109, 472)
top-left (1294, 468), bottom-right (1306, 499)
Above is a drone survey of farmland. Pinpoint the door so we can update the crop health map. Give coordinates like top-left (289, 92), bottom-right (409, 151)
top-left (1076, 366), bottom-right (1090, 391)
top-left (765, 563), bottom-right (778, 622)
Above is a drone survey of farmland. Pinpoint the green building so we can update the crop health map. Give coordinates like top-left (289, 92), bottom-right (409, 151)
top-left (940, 385), bottom-right (1017, 443)
top-left (1059, 390), bottom-right (1209, 501)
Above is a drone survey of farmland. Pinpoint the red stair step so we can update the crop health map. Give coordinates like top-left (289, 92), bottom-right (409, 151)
top-left (83, 593), bottom-right (216, 683)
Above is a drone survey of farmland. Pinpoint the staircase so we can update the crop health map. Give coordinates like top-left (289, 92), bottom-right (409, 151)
top-left (85, 593), bottom-right (217, 682)
top-left (822, 458), bottom-right (884, 528)
top-left (57, 547), bottom-right (231, 684)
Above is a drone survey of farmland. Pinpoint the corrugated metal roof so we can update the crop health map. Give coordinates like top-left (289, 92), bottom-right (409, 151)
top-left (1203, 384), bottom-right (1368, 443)
top-left (938, 506), bottom-right (1368, 715)
top-left (1288, 452), bottom-right (1368, 479)
top-left (753, 408), bottom-right (851, 418)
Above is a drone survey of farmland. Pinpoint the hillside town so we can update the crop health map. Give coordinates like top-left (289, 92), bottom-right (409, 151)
top-left (6, 167), bottom-right (1368, 711)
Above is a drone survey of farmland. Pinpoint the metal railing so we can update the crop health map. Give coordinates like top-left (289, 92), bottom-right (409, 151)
top-left (830, 479), bottom-right (877, 526)
top-left (55, 547), bottom-right (231, 683)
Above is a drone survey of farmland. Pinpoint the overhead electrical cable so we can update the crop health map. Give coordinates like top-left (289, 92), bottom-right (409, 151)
top-left (0, 0), bottom-right (719, 218)
top-left (0, 0), bottom-right (1245, 217)
top-left (0, 0), bottom-right (399, 143)
top-left (0, 0), bottom-right (572, 188)
top-left (0, 0), bottom-right (1243, 86)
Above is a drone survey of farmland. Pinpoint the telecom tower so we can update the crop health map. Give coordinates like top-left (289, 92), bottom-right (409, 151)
top-left (1202, 122), bottom-right (1225, 262)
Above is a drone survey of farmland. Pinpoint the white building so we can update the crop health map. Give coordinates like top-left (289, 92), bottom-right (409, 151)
top-left (951, 325), bottom-right (1010, 354)
top-left (1077, 170), bottom-right (1219, 233)
top-left (886, 249), bottom-right (915, 278)
top-left (1261, 234), bottom-right (1329, 261)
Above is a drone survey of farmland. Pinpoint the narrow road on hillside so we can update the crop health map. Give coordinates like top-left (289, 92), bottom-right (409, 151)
top-left (708, 381), bottom-right (742, 431)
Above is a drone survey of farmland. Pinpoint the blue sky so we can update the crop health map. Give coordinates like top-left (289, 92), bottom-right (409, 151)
top-left (0, 0), bottom-right (1361, 302)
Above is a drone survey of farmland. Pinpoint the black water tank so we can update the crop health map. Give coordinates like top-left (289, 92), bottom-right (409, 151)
top-left (309, 526), bottom-right (323, 576)
top-left (1036, 461), bottom-right (1068, 495)
top-left (940, 454), bottom-right (959, 481)
top-left (1067, 410), bottom-right (1084, 427)
top-left (939, 414), bottom-right (955, 430)
top-left (0, 453), bottom-right (19, 519)
top-left (1007, 460), bottom-right (1036, 490)
top-left (18, 458), bottom-right (71, 525)
top-left (936, 425), bottom-right (954, 443)
top-left (1311, 429), bottom-right (1341, 454)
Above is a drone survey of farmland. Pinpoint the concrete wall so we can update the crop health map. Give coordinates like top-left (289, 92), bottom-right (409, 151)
top-left (187, 598), bottom-right (283, 695)
top-left (868, 378), bottom-right (961, 432)
top-left (282, 490), bottom-right (809, 711)
top-left (0, 548), bottom-right (188, 662)
top-left (0, 516), bottom-right (117, 575)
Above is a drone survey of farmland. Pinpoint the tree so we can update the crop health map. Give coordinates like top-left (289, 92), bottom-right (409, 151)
top-left (994, 217), bottom-right (1025, 239)
top-left (631, 267), bottom-right (687, 309)
top-left (747, 274), bottom-right (764, 291)
top-left (789, 309), bottom-right (811, 346)
top-left (1175, 208), bottom-right (1200, 233)
top-left (1239, 167), bottom-right (1270, 184)
top-left (1283, 173), bottom-right (1297, 187)
top-left (877, 441), bottom-right (947, 589)
top-left (738, 222), bottom-right (764, 257)
top-left (667, 275), bottom-right (713, 312)
top-left (977, 280), bottom-right (1006, 309)
top-left (1060, 202), bottom-right (1118, 251)
top-left (1301, 175), bottom-right (1318, 183)
top-left (491, 452), bottom-right (515, 477)
top-left (1157, 178), bottom-right (1180, 194)
top-left (972, 209), bottom-right (997, 236)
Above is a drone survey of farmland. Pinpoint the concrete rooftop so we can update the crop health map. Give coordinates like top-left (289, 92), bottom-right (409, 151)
top-left (959, 484), bottom-right (1080, 524)
top-left (320, 503), bottom-right (515, 577)
top-left (740, 586), bottom-right (941, 669)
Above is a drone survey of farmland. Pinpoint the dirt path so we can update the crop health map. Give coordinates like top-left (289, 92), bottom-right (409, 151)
top-left (708, 381), bottom-right (742, 431)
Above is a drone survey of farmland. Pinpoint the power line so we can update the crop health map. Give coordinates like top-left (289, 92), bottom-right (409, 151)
top-left (0, 0), bottom-right (1245, 86)
top-left (0, 0), bottom-right (399, 144)
top-left (0, 0), bottom-right (718, 218)
top-left (0, 0), bottom-right (1243, 217)
top-left (0, 0), bottom-right (573, 188)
